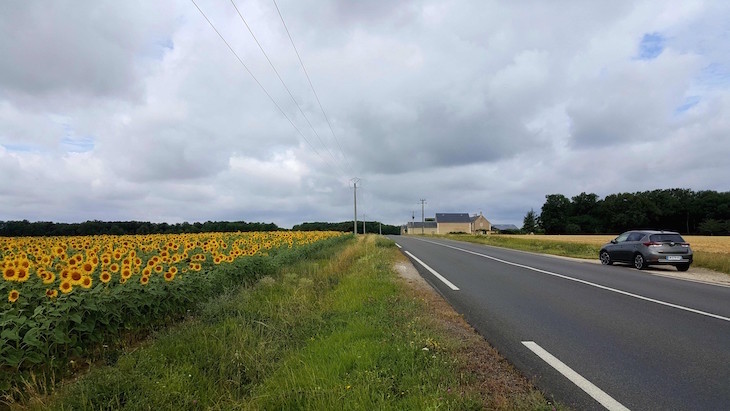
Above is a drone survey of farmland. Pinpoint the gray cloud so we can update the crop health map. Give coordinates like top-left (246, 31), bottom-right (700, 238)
top-left (1, 0), bottom-right (729, 229)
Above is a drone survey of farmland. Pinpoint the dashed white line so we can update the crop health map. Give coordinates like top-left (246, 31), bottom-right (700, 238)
top-left (522, 341), bottom-right (630, 411)
top-left (394, 243), bottom-right (402, 249)
top-left (404, 250), bottom-right (459, 290)
top-left (416, 238), bottom-right (730, 323)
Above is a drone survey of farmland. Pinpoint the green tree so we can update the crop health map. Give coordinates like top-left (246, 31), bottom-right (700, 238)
top-left (540, 194), bottom-right (571, 234)
top-left (522, 209), bottom-right (538, 233)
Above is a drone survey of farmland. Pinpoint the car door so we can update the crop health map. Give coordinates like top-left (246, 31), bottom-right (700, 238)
top-left (609, 232), bottom-right (631, 262)
top-left (624, 231), bottom-right (646, 260)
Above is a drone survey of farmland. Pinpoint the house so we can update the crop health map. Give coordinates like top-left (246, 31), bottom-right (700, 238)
top-left (435, 213), bottom-right (472, 234)
top-left (470, 212), bottom-right (491, 235)
top-left (405, 221), bottom-right (438, 235)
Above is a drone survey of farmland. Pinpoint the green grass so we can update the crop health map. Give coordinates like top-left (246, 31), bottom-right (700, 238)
top-left (16, 235), bottom-right (554, 410)
top-left (446, 234), bottom-right (730, 276)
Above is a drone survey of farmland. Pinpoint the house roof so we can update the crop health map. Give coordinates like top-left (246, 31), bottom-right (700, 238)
top-left (492, 224), bottom-right (519, 231)
top-left (435, 213), bottom-right (471, 223)
top-left (407, 221), bottom-right (437, 229)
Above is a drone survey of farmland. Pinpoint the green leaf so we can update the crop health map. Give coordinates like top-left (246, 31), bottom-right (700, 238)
top-left (1, 328), bottom-right (20, 342)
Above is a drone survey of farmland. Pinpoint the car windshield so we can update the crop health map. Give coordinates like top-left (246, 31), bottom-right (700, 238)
top-left (650, 233), bottom-right (685, 243)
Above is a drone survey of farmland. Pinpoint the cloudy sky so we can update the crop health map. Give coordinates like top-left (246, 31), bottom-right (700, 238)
top-left (1, 0), bottom-right (729, 228)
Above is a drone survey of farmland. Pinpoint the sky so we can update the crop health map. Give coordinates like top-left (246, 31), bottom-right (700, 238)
top-left (1, 0), bottom-right (729, 229)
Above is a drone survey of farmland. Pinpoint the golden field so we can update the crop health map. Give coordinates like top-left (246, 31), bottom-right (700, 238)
top-left (500, 234), bottom-right (730, 254)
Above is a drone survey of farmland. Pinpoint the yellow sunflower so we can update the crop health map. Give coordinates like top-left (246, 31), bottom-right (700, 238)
top-left (100, 271), bottom-right (111, 284)
top-left (8, 289), bottom-right (19, 303)
top-left (46, 289), bottom-right (58, 299)
top-left (2, 266), bottom-right (16, 281)
top-left (140, 275), bottom-right (150, 285)
top-left (60, 281), bottom-right (73, 294)
top-left (80, 276), bottom-right (92, 289)
top-left (16, 268), bottom-right (29, 283)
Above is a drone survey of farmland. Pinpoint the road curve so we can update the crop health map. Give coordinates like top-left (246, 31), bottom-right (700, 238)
top-left (389, 235), bottom-right (730, 410)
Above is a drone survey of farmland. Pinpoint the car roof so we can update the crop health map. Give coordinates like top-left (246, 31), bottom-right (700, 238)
top-left (627, 230), bottom-right (680, 235)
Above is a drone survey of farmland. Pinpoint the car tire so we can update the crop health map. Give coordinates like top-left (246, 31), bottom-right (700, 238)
top-left (634, 253), bottom-right (646, 270)
top-left (600, 250), bottom-right (612, 265)
top-left (676, 263), bottom-right (690, 272)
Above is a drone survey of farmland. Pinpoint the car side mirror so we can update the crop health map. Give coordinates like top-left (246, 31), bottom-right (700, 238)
top-left (610, 239), bottom-right (617, 244)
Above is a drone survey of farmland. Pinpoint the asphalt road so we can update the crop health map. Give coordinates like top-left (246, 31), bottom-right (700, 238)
top-left (389, 235), bottom-right (730, 411)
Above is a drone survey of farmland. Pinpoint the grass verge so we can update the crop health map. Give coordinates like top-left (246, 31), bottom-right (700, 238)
top-left (14, 235), bottom-right (556, 410)
top-left (446, 234), bottom-right (730, 276)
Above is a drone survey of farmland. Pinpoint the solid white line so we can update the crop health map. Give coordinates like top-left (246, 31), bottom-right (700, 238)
top-left (522, 341), bottom-right (630, 411)
top-left (404, 250), bottom-right (459, 290)
top-left (417, 238), bottom-right (730, 323)
top-left (395, 243), bottom-right (402, 249)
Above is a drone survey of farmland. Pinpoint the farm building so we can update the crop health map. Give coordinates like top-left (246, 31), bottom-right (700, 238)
top-left (470, 212), bottom-right (491, 235)
top-left (435, 213), bottom-right (472, 234)
top-left (403, 221), bottom-right (438, 235)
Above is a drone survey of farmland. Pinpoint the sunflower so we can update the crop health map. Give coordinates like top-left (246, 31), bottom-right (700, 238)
top-left (164, 271), bottom-right (175, 282)
top-left (16, 268), bottom-right (29, 283)
top-left (81, 262), bottom-right (94, 275)
top-left (168, 266), bottom-right (178, 275)
top-left (70, 270), bottom-right (83, 285)
top-left (80, 276), bottom-right (93, 289)
top-left (42, 271), bottom-right (56, 285)
top-left (46, 289), bottom-right (58, 299)
top-left (121, 268), bottom-right (132, 280)
top-left (100, 271), bottom-right (112, 284)
top-left (142, 267), bottom-right (152, 276)
top-left (2, 266), bottom-right (16, 281)
top-left (8, 289), bottom-right (19, 303)
top-left (109, 263), bottom-right (119, 273)
top-left (60, 281), bottom-right (72, 294)
top-left (140, 275), bottom-right (150, 285)
top-left (154, 265), bottom-right (163, 274)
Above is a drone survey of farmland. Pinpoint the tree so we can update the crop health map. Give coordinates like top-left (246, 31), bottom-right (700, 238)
top-left (522, 209), bottom-right (538, 233)
top-left (540, 194), bottom-right (571, 234)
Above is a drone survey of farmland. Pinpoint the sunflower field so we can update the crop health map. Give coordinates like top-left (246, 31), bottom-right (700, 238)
top-left (0, 231), bottom-right (344, 385)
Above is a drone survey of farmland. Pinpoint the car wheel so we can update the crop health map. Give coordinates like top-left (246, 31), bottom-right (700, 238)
top-left (600, 250), bottom-right (612, 265)
top-left (676, 263), bottom-right (690, 272)
top-left (634, 253), bottom-right (646, 270)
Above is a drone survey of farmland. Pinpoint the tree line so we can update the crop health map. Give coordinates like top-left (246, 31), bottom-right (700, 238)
top-left (0, 220), bottom-right (280, 237)
top-left (292, 221), bottom-right (401, 235)
top-left (527, 188), bottom-right (730, 235)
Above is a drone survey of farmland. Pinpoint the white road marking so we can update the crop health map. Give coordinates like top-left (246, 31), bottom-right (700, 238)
top-left (416, 238), bottom-right (730, 323)
top-left (522, 341), bottom-right (630, 411)
top-left (395, 243), bottom-right (402, 249)
top-left (404, 250), bottom-right (459, 290)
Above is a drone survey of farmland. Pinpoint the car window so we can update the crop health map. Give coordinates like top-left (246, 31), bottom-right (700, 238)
top-left (615, 232), bottom-right (630, 242)
top-left (627, 232), bottom-right (644, 242)
top-left (650, 233), bottom-right (685, 242)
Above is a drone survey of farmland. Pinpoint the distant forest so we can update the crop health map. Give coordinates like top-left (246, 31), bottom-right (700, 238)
top-left (0, 219), bottom-right (402, 237)
top-left (0, 220), bottom-right (280, 237)
top-left (292, 221), bottom-right (400, 235)
top-left (537, 188), bottom-right (730, 235)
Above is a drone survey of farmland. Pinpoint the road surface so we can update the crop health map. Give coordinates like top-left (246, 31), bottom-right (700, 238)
top-left (390, 235), bottom-right (730, 410)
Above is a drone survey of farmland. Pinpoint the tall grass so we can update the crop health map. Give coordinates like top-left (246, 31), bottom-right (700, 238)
top-left (447, 234), bottom-right (730, 275)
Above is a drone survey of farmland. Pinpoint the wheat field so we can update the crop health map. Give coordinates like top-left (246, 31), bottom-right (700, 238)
top-left (501, 235), bottom-right (730, 254)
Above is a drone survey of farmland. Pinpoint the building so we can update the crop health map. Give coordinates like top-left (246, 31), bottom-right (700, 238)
top-left (470, 212), bottom-right (491, 235)
top-left (404, 221), bottom-right (438, 235)
top-left (435, 213), bottom-right (472, 234)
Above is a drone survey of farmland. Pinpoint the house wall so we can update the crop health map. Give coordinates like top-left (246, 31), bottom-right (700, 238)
top-left (437, 222), bottom-right (472, 234)
top-left (471, 216), bottom-right (491, 234)
top-left (409, 226), bottom-right (437, 235)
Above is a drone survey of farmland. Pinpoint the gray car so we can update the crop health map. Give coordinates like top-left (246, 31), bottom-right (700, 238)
top-left (599, 230), bottom-right (693, 271)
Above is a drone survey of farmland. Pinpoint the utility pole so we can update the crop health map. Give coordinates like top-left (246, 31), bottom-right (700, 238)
top-left (379, 222), bottom-right (382, 235)
top-left (419, 199), bottom-right (426, 234)
top-left (363, 215), bottom-right (366, 234)
top-left (351, 178), bottom-right (360, 235)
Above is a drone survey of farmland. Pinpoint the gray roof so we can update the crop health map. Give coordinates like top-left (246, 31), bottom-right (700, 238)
top-left (492, 224), bottom-right (519, 231)
top-left (435, 213), bottom-right (471, 223)
top-left (407, 221), bottom-right (437, 228)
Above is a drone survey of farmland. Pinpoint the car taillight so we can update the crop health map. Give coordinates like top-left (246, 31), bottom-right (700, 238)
top-left (643, 242), bottom-right (661, 247)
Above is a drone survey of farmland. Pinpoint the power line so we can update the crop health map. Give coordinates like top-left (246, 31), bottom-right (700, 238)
top-left (229, 0), bottom-right (347, 177)
top-left (271, 0), bottom-right (352, 175)
top-left (190, 0), bottom-right (341, 174)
